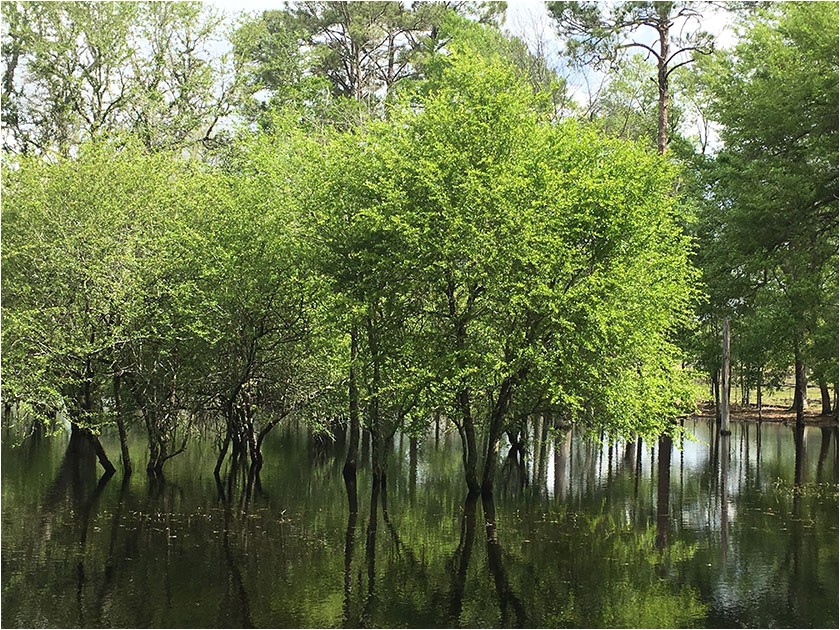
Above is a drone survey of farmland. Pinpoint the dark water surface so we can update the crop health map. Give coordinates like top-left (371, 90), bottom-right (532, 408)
top-left (2, 419), bottom-right (837, 628)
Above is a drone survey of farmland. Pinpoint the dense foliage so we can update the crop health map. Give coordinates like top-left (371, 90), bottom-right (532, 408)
top-left (2, 1), bottom-right (836, 491)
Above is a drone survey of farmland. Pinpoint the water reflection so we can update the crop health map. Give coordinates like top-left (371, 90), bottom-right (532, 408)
top-left (448, 494), bottom-right (477, 625)
top-left (1, 419), bottom-right (837, 628)
top-left (482, 493), bottom-right (527, 627)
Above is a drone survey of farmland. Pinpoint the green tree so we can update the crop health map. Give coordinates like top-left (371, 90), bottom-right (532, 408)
top-left (231, 2), bottom-right (509, 129)
top-left (1, 1), bottom-right (235, 155)
top-left (1, 142), bottom-right (208, 474)
top-left (349, 30), bottom-right (698, 495)
top-left (700, 1), bottom-right (839, 426)
top-left (548, 0), bottom-right (716, 154)
top-left (194, 127), bottom-right (342, 489)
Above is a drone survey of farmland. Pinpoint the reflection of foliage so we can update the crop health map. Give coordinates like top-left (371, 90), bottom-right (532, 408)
top-left (599, 580), bottom-right (708, 628)
top-left (771, 479), bottom-right (839, 501)
top-left (508, 506), bottom-right (707, 628)
top-left (3, 422), bottom-right (837, 628)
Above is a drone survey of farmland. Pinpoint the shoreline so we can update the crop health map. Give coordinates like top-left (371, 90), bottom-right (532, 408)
top-left (689, 404), bottom-right (839, 428)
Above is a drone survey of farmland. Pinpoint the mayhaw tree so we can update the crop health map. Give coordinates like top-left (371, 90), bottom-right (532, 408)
top-left (189, 129), bottom-right (343, 494)
top-left (1, 142), bottom-right (209, 476)
top-left (356, 26), bottom-right (698, 496)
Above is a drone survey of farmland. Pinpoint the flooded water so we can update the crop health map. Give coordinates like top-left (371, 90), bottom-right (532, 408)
top-left (2, 419), bottom-right (837, 628)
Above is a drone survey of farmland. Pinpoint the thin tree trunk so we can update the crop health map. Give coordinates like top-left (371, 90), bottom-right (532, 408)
top-left (721, 318), bottom-right (731, 434)
top-left (656, 24), bottom-right (669, 154)
top-left (460, 389), bottom-right (480, 496)
top-left (819, 380), bottom-right (832, 416)
top-left (112, 374), bottom-right (131, 477)
top-left (834, 377), bottom-right (839, 418)
top-left (343, 326), bottom-right (361, 514)
top-left (215, 425), bottom-right (231, 477)
top-left (793, 343), bottom-right (807, 428)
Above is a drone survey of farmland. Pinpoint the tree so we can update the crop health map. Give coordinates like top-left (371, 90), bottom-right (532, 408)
top-left (1, 1), bottom-right (236, 156)
top-left (699, 2), bottom-right (839, 426)
top-left (346, 28), bottom-right (698, 495)
top-left (197, 127), bottom-right (342, 491)
top-left (547, 0), bottom-right (716, 154)
top-left (1, 142), bottom-right (208, 474)
top-left (231, 1), bottom-right (509, 129)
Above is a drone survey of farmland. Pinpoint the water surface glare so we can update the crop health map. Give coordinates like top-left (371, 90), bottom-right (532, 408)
top-left (2, 419), bottom-right (837, 628)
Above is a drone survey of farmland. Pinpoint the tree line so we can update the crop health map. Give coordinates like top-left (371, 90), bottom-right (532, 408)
top-left (2, 2), bottom-right (837, 497)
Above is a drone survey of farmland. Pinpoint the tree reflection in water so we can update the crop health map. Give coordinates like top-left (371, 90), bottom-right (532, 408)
top-left (2, 420), bottom-right (836, 628)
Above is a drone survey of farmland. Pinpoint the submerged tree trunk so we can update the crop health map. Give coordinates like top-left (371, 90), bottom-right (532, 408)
top-left (655, 434), bottom-right (672, 549)
top-left (480, 373), bottom-right (520, 497)
top-left (69, 423), bottom-right (116, 476)
top-left (73, 372), bottom-right (116, 476)
top-left (343, 327), bottom-right (361, 514)
top-left (215, 420), bottom-right (231, 477)
top-left (112, 374), bottom-right (132, 477)
top-left (459, 389), bottom-right (481, 496)
top-left (366, 313), bottom-right (387, 503)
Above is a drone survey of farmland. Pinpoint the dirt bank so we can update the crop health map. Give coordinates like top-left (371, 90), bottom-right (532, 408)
top-left (691, 403), bottom-right (839, 427)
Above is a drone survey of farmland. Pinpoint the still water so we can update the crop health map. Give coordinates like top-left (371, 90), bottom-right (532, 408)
top-left (2, 419), bottom-right (837, 628)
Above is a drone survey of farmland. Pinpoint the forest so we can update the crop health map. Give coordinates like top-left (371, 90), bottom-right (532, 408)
top-left (1, 2), bottom-right (838, 628)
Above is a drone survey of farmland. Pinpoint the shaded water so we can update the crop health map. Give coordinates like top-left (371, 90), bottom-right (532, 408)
top-left (2, 419), bottom-right (837, 628)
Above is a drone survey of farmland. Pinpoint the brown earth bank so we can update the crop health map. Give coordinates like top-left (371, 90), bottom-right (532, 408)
top-left (690, 403), bottom-right (839, 427)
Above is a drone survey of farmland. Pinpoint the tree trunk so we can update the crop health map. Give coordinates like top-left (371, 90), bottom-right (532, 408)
top-left (536, 414), bottom-right (550, 489)
top-left (656, 24), bottom-right (669, 154)
top-left (343, 326), bottom-right (361, 513)
top-left (480, 374), bottom-right (518, 497)
top-left (655, 434), bottom-right (672, 549)
top-left (819, 380), bottom-right (832, 416)
top-left (112, 374), bottom-right (132, 477)
top-left (366, 313), bottom-right (386, 499)
top-left (834, 377), bottom-right (839, 418)
top-left (793, 344), bottom-right (807, 428)
top-left (460, 389), bottom-right (480, 496)
top-left (721, 317), bottom-right (731, 434)
top-left (215, 424), bottom-right (231, 477)
top-left (85, 429), bottom-right (116, 476)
